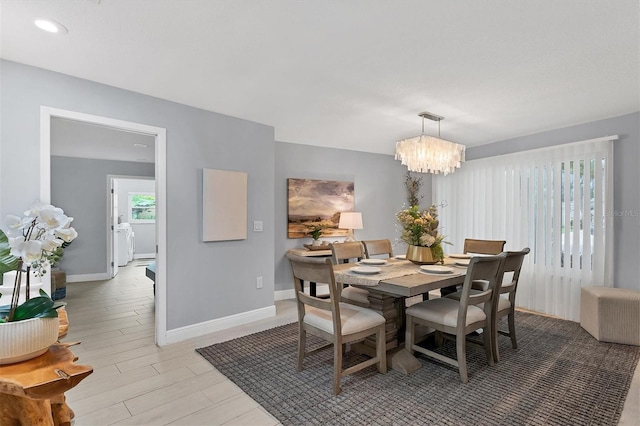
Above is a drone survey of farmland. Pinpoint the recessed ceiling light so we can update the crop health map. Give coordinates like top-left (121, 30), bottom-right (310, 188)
top-left (133, 143), bottom-right (149, 148)
top-left (34, 18), bottom-right (68, 35)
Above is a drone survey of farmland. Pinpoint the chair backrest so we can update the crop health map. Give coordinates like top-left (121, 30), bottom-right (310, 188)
top-left (363, 239), bottom-right (393, 258)
top-left (457, 253), bottom-right (507, 322)
top-left (330, 242), bottom-right (365, 264)
top-left (289, 257), bottom-right (342, 336)
top-left (500, 248), bottom-right (530, 300)
top-left (463, 238), bottom-right (506, 255)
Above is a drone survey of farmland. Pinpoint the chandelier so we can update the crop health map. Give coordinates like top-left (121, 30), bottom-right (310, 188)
top-left (395, 112), bottom-right (465, 175)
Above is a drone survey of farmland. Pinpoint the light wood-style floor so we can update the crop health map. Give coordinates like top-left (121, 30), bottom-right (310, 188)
top-left (64, 260), bottom-right (639, 425)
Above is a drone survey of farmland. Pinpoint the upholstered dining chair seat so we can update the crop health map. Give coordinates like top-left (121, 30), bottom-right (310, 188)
top-left (406, 298), bottom-right (487, 328)
top-left (341, 286), bottom-right (370, 305)
top-left (446, 291), bottom-right (512, 318)
top-left (305, 303), bottom-right (385, 335)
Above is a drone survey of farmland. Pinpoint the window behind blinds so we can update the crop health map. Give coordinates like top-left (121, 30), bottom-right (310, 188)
top-left (434, 136), bottom-right (616, 321)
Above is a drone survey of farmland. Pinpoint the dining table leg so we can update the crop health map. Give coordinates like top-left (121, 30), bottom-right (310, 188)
top-left (350, 289), bottom-right (422, 374)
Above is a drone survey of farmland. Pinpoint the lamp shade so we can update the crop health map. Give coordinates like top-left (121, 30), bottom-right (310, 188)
top-left (338, 212), bottom-right (363, 230)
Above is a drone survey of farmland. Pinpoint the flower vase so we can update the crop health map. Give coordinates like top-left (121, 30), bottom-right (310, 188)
top-left (406, 245), bottom-right (439, 265)
top-left (0, 317), bottom-right (59, 364)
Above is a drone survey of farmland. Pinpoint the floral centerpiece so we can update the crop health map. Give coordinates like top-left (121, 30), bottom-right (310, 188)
top-left (0, 202), bottom-right (77, 364)
top-left (397, 204), bottom-right (447, 264)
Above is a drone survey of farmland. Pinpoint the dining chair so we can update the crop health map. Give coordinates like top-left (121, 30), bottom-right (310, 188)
top-left (330, 242), bottom-right (371, 308)
top-left (289, 257), bottom-right (386, 395)
top-left (405, 253), bottom-right (506, 383)
top-left (491, 248), bottom-right (530, 362)
top-left (463, 238), bottom-right (506, 255)
top-left (441, 238), bottom-right (506, 297)
top-left (445, 248), bottom-right (529, 363)
top-left (362, 239), bottom-right (393, 258)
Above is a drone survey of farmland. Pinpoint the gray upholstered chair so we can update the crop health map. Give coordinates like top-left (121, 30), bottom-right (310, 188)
top-left (491, 248), bottom-right (530, 361)
top-left (405, 254), bottom-right (506, 383)
top-left (362, 239), bottom-right (393, 259)
top-left (330, 242), bottom-right (370, 307)
top-left (446, 248), bottom-right (529, 362)
top-left (289, 257), bottom-right (386, 395)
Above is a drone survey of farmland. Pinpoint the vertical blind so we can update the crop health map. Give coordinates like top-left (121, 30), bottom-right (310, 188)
top-left (434, 136), bottom-right (616, 321)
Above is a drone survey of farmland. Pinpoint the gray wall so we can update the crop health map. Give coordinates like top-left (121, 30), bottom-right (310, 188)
top-left (467, 112), bottom-right (640, 290)
top-left (116, 177), bottom-right (156, 257)
top-left (274, 142), bottom-right (430, 291)
top-left (1, 60), bottom-right (276, 330)
top-left (51, 156), bottom-right (154, 275)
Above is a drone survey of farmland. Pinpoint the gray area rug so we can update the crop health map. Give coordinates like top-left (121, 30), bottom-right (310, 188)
top-left (197, 312), bottom-right (639, 425)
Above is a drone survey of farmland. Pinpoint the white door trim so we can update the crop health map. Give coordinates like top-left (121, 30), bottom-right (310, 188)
top-left (40, 106), bottom-right (169, 346)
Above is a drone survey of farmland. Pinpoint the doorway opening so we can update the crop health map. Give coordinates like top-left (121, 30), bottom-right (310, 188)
top-left (40, 106), bottom-right (168, 345)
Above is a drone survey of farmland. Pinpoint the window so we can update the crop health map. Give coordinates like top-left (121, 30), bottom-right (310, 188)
top-left (434, 136), bottom-right (616, 321)
top-left (128, 192), bottom-right (156, 224)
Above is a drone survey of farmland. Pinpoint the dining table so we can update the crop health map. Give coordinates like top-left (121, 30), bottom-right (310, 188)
top-left (333, 256), bottom-right (468, 373)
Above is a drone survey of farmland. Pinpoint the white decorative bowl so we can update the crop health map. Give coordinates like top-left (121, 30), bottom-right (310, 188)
top-left (0, 317), bottom-right (59, 365)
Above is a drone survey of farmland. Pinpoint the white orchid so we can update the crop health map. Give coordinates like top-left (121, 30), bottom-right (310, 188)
top-left (1, 202), bottom-right (78, 276)
top-left (55, 227), bottom-right (78, 243)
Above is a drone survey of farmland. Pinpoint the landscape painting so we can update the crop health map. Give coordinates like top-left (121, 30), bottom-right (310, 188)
top-left (287, 178), bottom-right (354, 238)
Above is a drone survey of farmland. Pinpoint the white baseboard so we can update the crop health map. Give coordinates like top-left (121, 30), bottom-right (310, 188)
top-left (66, 273), bottom-right (111, 283)
top-left (163, 305), bottom-right (276, 345)
top-left (133, 254), bottom-right (156, 260)
top-left (274, 284), bottom-right (329, 301)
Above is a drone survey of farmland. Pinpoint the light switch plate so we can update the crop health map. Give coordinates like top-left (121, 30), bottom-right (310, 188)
top-left (253, 221), bottom-right (263, 232)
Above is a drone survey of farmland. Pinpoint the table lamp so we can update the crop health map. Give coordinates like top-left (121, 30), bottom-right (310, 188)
top-left (338, 212), bottom-right (363, 242)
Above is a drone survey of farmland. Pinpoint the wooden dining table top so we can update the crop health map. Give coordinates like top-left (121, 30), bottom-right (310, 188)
top-left (332, 258), bottom-right (467, 298)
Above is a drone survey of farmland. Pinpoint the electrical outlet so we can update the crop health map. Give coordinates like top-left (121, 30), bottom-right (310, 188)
top-left (256, 276), bottom-right (263, 289)
top-left (253, 221), bottom-right (263, 232)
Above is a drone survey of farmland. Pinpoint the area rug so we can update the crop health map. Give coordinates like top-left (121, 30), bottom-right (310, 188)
top-left (196, 312), bottom-right (639, 425)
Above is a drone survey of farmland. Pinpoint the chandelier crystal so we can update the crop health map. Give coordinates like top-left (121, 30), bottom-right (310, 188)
top-left (395, 112), bottom-right (465, 175)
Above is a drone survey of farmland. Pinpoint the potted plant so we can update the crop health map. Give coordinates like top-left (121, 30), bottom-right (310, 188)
top-left (0, 202), bottom-right (77, 364)
top-left (305, 224), bottom-right (326, 246)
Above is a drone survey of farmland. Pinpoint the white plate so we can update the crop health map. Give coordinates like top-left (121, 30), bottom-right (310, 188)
top-left (360, 259), bottom-right (387, 265)
top-left (454, 259), bottom-right (470, 267)
top-left (350, 266), bottom-right (381, 275)
top-left (394, 255), bottom-right (406, 260)
top-left (448, 253), bottom-right (472, 259)
top-left (419, 265), bottom-right (454, 274)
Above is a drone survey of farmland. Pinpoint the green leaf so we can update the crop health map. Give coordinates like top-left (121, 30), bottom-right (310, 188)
top-left (33, 310), bottom-right (59, 318)
top-left (52, 300), bottom-right (66, 310)
top-left (12, 297), bottom-right (54, 321)
top-left (0, 230), bottom-right (19, 275)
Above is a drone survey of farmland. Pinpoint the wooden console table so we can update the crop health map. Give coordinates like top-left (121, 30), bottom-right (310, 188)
top-left (0, 310), bottom-right (92, 425)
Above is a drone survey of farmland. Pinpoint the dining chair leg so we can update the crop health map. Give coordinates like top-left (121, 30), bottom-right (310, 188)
top-left (508, 311), bottom-right (518, 349)
top-left (456, 331), bottom-right (469, 384)
top-left (405, 317), bottom-right (415, 355)
top-left (483, 320), bottom-right (494, 367)
top-left (333, 341), bottom-right (343, 395)
top-left (376, 326), bottom-right (387, 373)
top-left (297, 327), bottom-right (306, 372)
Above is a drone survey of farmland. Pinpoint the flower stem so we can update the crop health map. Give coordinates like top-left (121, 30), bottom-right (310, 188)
top-left (8, 260), bottom-right (23, 322)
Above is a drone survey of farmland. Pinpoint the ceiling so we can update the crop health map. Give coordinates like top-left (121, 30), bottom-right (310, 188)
top-left (1, 0), bottom-right (638, 156)
top-left (51, 117), bottom-right (155, 163)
